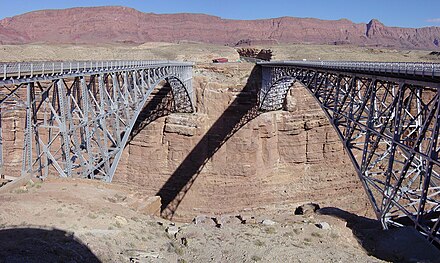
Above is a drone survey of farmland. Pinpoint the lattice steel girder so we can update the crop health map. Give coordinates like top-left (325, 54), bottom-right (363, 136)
top-left (259, 61), bottom-right (440, 245)
top-left (0, 61), bottom-right (194, 183)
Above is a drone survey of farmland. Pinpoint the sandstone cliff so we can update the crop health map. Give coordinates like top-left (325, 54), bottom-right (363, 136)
top-left (115, 64), bottom-right (371, 221)
top-left (0, 6), bottom-right (439, 50)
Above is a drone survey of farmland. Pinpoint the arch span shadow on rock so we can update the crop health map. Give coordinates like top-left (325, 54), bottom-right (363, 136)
top-left (156, 65), bottom-right (262, 219)
top-left (0, 227), bottom-right (100, 263)
top-left (318, 207), bottom-right (440, 263)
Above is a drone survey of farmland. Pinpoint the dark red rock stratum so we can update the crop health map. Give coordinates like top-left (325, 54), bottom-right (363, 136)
top-left (0, 6), bottom-right (439, 49)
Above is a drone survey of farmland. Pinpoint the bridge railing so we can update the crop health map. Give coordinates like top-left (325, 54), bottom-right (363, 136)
top-left (258, 61), bottom-right (440, 79)
top-left (1, 60), bottom-right (194, 80)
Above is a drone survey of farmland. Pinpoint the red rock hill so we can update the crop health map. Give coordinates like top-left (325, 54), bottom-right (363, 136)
top-left (0, 6), bottom-right (439, 49)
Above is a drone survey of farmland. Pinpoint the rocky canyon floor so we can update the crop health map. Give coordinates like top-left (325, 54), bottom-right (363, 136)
top-left (1, 178), bottom-right (439, 263)
top-left (1, 43), bottom-right (440, 262)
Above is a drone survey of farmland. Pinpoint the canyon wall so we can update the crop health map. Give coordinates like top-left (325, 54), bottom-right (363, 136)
top-left (0, 62), bottom-right (373, 221)
top-left (0, 6), bottom-right (439, 50)
top-left (115, 64), bottom-right (371, 221)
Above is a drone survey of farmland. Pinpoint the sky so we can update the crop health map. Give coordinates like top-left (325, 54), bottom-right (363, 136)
top-left (0, 0), bottom-right (439, 28)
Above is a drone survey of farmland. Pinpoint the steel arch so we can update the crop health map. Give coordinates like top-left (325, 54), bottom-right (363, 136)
top-left (259, 62), bottom-right (440, 245)
top-left (0, 60), bottom-right (194, 183)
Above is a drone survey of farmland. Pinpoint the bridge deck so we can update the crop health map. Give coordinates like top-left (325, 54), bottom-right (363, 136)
top-left (258, 61), bottom-right (440, 82)
top-left (0, 60), bottom-right (194, 85)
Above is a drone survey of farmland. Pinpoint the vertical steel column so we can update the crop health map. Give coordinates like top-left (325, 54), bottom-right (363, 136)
top-left (360, 80), bottom-right (380, 217)
top-left (31, 84), bottom-right (43, 178)
top-left (112, 73), bottom-right (122, 145)
top-left (80, 77), bottom-right (93, 177)
top-left (98, 74), bottom-right (110, 178)
top-left (416, 90), bottom-right (440, 227)
top-left (260, 67), bottom-right (272, 108)
top-left (123, 72), bottom-right (131, 122)
top-left (57, 79), bottom-right (72, 177)
top-left (22, 83), bottom-right (33, 177)
top-left (65, 79), bottom-right (84, 177)
top-left (380, 84), bottom-right (406, 226)
top-left (132, 70), bottom-right (141, 104)
top-left (343, 78), bottom-right (357, 142)
top-left (140, 70), bottom-right (147, 95)
top-left (43, 85), bottom-right (56, 178)
top-left (332, 76), bottom-right (342, 122)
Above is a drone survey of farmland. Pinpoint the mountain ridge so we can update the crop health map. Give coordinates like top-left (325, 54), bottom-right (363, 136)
top-left (0, 6), bottom-right (439, 49)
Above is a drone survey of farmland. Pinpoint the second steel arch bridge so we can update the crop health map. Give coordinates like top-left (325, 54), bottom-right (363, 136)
top-left (258, 60), bottom-right (440, 246)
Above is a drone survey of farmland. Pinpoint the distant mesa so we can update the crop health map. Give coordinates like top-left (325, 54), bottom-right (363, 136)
top-left (0, 6), bottom-right (439, 50)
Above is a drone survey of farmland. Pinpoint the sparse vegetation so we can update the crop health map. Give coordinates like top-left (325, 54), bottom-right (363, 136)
top-left (87, 213), bottom-right (98, 219)
top-left (264, 227), bottom-right (277, 234)
top-left (311, 232), bottom-right (323, 238)
top-left (330, 232), bottom-right (340, 239)
top-left (167, 241), bottom-right (184, 256)
top-left (292, 228), bottom-right (301, 235)
top-left (254, 239), bottom-right (265, 247)
top-left (251, 255), bottom-right (262, 261)
top-left (283, 231), bottom-right (296, 238)
top-left (13, 187), bottom-right (28, 194)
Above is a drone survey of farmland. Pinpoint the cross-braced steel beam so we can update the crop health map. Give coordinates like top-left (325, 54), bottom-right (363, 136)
top-left (0, 60), bottom-right (194, 182)
top-left (259, 61), bottom-right (440, 246)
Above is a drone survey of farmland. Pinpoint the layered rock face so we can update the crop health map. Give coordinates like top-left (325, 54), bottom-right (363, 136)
top-left (115, 64), bottom-right (371, 221)
top-left (0, 6), bottom-right (439, 50)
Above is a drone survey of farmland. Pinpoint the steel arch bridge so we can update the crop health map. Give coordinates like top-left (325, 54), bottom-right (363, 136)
top-left (0, 60), bottom-right (194, 182)
top-left (259, 61), bottom-right (440, 245)
top-left (1, 59), bottom-right (439, 246)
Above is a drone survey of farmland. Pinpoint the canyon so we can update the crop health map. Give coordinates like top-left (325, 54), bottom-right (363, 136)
top-left (1, 42), bottom-right (440, 261)
top-left (0, 5), bottom-right (440, 263)
top-left (0, 42), bottom-right (434, 220)
top-left (115, 63), bottom-right (371, 221)
top-left (0, 6), bottom-right (440, 50)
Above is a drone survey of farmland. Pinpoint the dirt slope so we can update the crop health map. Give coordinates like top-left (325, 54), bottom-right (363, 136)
top-left (1, 179), bottom-right (439, 262)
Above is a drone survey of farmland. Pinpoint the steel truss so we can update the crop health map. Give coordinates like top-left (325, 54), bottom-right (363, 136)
top-left (259, 61), bottom-right (440, 245)
top-left (0, 60), bottom-right (194, 182)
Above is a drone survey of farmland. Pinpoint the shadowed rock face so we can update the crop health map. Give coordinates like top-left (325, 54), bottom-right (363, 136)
top-left (1, 6), bottom-right (440, 49)
top-left (115, 64), bottom-right (372, 221)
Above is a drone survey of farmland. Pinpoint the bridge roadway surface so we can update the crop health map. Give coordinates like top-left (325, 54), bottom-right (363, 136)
top-left (0, 59), bottom-right (439, 248)
top-left (1, 60), bottom-right (193, 83)
top-left (258, 60), bottom-right (440, 80)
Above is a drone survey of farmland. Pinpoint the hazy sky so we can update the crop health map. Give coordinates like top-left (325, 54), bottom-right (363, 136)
top-left (0, 0), bottom-right (439, 28)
